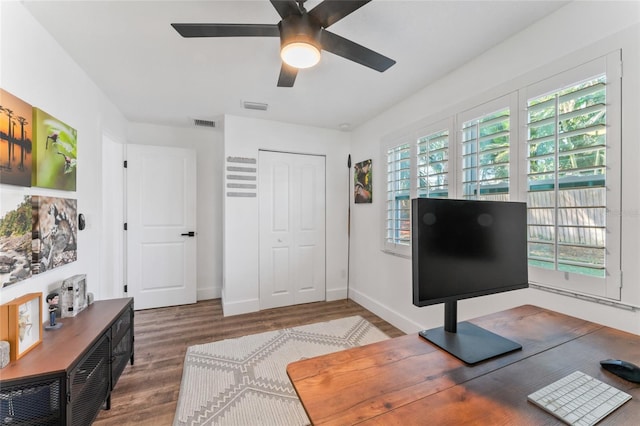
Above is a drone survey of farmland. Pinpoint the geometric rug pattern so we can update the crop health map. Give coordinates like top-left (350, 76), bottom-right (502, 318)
top-left (173, 316), bottom-right (388, 426)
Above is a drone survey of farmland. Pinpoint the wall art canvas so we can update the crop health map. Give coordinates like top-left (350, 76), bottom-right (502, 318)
top-left (354, 159), bottom-right (372, 204)
top-left (0, 190), bottom-right (32, 287)
top-left (32, 108), bottom-right (77, 191)
top-left (0, 89), bottom-right (33, 187)
top-left (32, 196), bottom-right (77, 274)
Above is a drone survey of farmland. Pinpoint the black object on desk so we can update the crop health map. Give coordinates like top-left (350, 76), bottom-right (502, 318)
top-left (600, 359), bottom-right (640, 383)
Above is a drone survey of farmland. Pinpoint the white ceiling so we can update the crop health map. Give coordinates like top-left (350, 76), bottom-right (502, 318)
top-left (23, 0), bottom-right (569, 131)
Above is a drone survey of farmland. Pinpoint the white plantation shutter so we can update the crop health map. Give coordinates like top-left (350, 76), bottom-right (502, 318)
top-left (380, 52), bottom-right (621, 303)
top-left (461, 107), bottom-right (511, 201)
top-left (385, 142), bottom-right (411, 251)
top-left (522, 52), bottom-right (621, 299)
top-left (383, 119), bottom-right (455, 256)
top-left (417, 129), bottom-right (449, 198)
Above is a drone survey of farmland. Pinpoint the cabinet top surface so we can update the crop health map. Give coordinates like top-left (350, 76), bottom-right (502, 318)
top-left (0, 298), bottom-right (133, 381)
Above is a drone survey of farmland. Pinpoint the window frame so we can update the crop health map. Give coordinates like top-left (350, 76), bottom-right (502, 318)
top-left (382, 118), bottom-right (455, 257)
top-left (416, 118), bottom-right (455, 199)
top-left (519, 51), bottom-right (622, 299)
top-left (380, 51), bottom-right (622, 301)
top-left (456, 93), bottom-right (519, 201)
top-left (383, 136), bottom-right (413, 256)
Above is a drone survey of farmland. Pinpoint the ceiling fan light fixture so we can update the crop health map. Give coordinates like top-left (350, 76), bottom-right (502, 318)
top-left (281, 42), bottom-right (321, 69)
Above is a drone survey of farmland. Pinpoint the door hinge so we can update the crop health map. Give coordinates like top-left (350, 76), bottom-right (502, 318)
top-left (124, 223), bottom-right (127, 231)
top-left (124, 160), bottom-right (128, 168)
top-left (124, 284), bottom-right (128, 293)
top-left (618, 271), bottom-right (623, 289)
top-left (618, 59), bottom-right (623, 79)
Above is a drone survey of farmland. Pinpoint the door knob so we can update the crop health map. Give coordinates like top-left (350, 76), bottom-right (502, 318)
top-left (181, 231), bottom-right (196, 237)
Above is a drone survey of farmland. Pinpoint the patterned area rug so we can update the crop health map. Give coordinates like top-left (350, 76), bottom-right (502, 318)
top-left (173, 315), bottom-right (388, 426)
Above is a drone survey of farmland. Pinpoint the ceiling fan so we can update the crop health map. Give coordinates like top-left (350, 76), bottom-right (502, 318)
top-left (171, 0), bottom-right (396, 87)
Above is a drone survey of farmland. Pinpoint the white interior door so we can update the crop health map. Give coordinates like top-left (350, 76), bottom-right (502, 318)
top-left (126, 144), bottom-right (197, 310)
top-left (259, 151), bottom-right (326, 309)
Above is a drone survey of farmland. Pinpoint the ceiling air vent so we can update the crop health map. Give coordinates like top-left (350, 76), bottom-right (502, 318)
top-left (193, 118), bottom-right (216, 128)
top-left (243, 101), bottom-right (268, 111)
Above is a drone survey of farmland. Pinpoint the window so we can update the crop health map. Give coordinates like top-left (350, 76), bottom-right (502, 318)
top-left (385, 142), bottom-right (411, 251)
top-left (458, 93), bottom-right (517, 202)
top-left (384, 120), bottom-right (454, 255)
top-left (461, 108), bottom-right (511, 200)
top-left (417, 129), bottom-right (449, 198)
top-left (523, 52), bottom-right (621, 299)
top-left (381, 52), bottom-right (621, 300)
top-left (526, 76), bottom-right (606, 277)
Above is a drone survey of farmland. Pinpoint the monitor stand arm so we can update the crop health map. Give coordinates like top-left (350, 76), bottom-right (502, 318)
top-left (444, 301), bottom-right (457, 333)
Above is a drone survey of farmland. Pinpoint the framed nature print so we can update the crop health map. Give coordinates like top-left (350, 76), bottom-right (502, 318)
top-left (354, 159), bottom-right (372, 203)
top-left (32, 196), bottom-right (78, 274)
top-left (0, 88), bottom-right (33, 187)
top-left (0, 190), bottom-right (32, 287)
top-left (0, 292), bottom-right (43, 360)
top-left (32, 107), bottom-right (77, 191)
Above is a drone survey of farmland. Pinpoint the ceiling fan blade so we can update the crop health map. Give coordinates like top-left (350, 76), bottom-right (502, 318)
top-left (277, 62), bottom-right (298, 87)
top-left (320, 29), bottom-right (395, 72)
top-left (171, 23), bottom-right (280, 38)
top-left (309, 0), bottom-right (372, 28)
top-left (270, 0), bottom-right (302, 19)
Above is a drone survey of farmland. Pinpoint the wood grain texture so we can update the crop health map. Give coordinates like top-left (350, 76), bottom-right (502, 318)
top-left (288, 305), bottom-right (640, 426)
top-left (93, 298), bottom-right (404, 426)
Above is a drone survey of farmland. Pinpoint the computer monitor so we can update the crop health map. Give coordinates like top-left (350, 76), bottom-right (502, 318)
top-left (411, 197), bottom-right (528, 364)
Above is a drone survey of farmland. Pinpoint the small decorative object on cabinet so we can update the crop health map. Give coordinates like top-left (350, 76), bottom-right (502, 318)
top-left (60, 273), bottom-right (87, 317)
top-left (0, 341), bottom-right (9, 368)
top-left (45, 291), bottom-right (63, 330)
top-left (0, 292), bottom-right (43, 361)
top-left (0, 298), bottom-right (134, 425)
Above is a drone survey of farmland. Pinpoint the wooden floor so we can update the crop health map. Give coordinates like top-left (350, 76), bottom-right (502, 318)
top-left (94, 298), bottom-right (405, 426)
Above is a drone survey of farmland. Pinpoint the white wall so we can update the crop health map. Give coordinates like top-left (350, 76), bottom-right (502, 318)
top-left (1, 3), bottom-right (128, 307)
top-left (222, 115), bottom-right (350, 315)
top-left (127, 122), bottom-right (224, 300)
top-left (350, 1), bottom-right (640, 335)
top-left (5, 0), bottom-right (638, 336)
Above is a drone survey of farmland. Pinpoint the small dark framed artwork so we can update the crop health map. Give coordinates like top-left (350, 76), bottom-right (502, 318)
top-left (354, 159), bottom-right (372, 204)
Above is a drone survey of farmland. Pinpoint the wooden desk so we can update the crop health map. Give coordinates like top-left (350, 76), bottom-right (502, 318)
top-left (287, 305), bottom-right (640, 425)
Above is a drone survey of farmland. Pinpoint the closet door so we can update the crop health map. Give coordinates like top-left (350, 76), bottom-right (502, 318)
top-left (258, 151), bottom-right (326, 309)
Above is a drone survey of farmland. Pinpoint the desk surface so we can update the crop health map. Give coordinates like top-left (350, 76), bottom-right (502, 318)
top-left (287, 305), bottom-right (640, 425)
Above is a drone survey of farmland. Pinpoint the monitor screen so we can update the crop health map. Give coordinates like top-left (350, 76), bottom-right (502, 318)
top-left (411, 197), bottom-right (529, 364)
top-left (412, 198), bottom-right (528, 307)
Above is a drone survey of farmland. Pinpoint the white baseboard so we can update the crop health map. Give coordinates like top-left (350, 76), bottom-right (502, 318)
top-left (221, 297), bottom-right (260, 316)
top-left (348, 288), bottom-right (422, 334)
top-left (197, 285), bottom-right (221, 301)
top-left (326, 287), bottom-right (348, 301)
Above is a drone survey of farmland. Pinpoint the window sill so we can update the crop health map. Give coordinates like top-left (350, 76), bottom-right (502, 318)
top-left (530, 282), bottom-right (640, 312)
top-left (380, 248), bottom-right (411, 259)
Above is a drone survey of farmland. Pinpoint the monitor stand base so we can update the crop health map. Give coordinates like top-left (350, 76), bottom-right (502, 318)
top-left (419, 321), bottom-right (522, 365)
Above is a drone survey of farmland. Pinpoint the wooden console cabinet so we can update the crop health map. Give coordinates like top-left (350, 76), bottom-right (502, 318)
top-left (0, 298), bottom-right (134, 425)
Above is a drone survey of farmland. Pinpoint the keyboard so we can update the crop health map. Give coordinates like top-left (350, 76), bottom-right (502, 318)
top-left (527, 370), bottom-right (632, 425)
